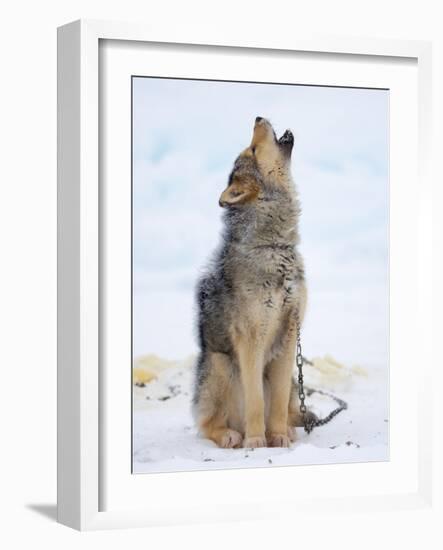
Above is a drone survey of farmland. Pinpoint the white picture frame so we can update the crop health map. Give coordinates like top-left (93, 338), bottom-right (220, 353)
top-left (57, 19), bottom-right (434, 531)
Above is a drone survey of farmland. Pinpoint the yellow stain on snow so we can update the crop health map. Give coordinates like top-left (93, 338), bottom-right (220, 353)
top-left (132, 354), bottom-right (194, 386)
top-left (308, 355), bottom-right (367, 389)
top-left (133, 366), bottom-right (158, 385)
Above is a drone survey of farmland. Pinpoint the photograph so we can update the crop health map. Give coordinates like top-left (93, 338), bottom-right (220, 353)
top-left (131, 76), bottom-right (389, 474)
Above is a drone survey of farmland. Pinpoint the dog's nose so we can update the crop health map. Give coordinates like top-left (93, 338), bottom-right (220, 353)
top-left (255, 116), bottom-right (263, 124)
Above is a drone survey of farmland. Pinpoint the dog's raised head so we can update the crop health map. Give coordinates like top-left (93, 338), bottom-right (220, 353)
top-left (219, 117), bottom-right (294, 208)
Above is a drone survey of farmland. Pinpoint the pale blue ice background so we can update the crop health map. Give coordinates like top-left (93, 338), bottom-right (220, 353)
top-left (132, 77), bottom-right (389, 369)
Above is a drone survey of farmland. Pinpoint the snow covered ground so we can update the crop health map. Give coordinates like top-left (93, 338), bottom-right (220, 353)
top-left (132, 355), bottom-right (389, 474)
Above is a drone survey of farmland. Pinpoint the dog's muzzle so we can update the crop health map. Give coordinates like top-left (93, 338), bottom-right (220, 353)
top-left (278, 129), bottom-right (294, 146)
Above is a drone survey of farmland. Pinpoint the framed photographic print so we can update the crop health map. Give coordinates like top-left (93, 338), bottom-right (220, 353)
top-left (57, 19), bottom-right (434, 530)
top-left (131, 77), bottom-right (388, 471)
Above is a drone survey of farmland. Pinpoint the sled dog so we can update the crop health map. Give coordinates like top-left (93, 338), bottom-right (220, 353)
top-left (193, 117), bottom-right (308, 449)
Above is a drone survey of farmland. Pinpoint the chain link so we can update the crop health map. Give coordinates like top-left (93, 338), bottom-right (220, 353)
top-left (295, 308), bottom-right (348, 434)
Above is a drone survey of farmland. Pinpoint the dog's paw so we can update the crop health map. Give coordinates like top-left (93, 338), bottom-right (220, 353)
top-left (243, 435), bottom-right (267, 449)
top-left (267, 433), bottom-right (292, 448)
top-left (219, 429), bottom-right (243, 449)
top-left (287, 425), bottom-right (296, 442)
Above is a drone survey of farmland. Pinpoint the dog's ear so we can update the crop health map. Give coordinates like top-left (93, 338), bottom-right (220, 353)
top-left (219, 179), bottom-right (259, 208)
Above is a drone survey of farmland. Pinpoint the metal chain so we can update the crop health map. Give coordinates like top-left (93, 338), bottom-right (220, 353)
top-left (295, 309), bottom-right (348, 434)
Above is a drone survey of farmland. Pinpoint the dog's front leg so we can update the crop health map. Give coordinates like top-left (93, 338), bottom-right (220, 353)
top-left (235, 336), bottom-right (267, 448)
top-left (265, 339), bottom-right (295, 447)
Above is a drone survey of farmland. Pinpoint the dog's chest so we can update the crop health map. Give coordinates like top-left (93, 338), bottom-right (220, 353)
top-left (229, 245), bottom-right (302, 357)
top-left (239, 262), bottom-right (299, 333)
top-left (232, 243), bottom-right (301, 317)
top-left (239, 283), bottom-right (295, 359)
top-left (249, 246), bottom-right (299, 291)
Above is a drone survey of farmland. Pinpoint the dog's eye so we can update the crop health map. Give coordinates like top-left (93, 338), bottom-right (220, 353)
top-left (251, 146), bottom-right (256, 154)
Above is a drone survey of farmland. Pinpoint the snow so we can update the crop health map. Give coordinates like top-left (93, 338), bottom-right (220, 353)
top-left (132, 355), bottom-right (388, 474)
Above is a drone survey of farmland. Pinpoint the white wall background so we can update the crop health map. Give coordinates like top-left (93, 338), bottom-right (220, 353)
top-left (0, 1), bottom-right (441, 548)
